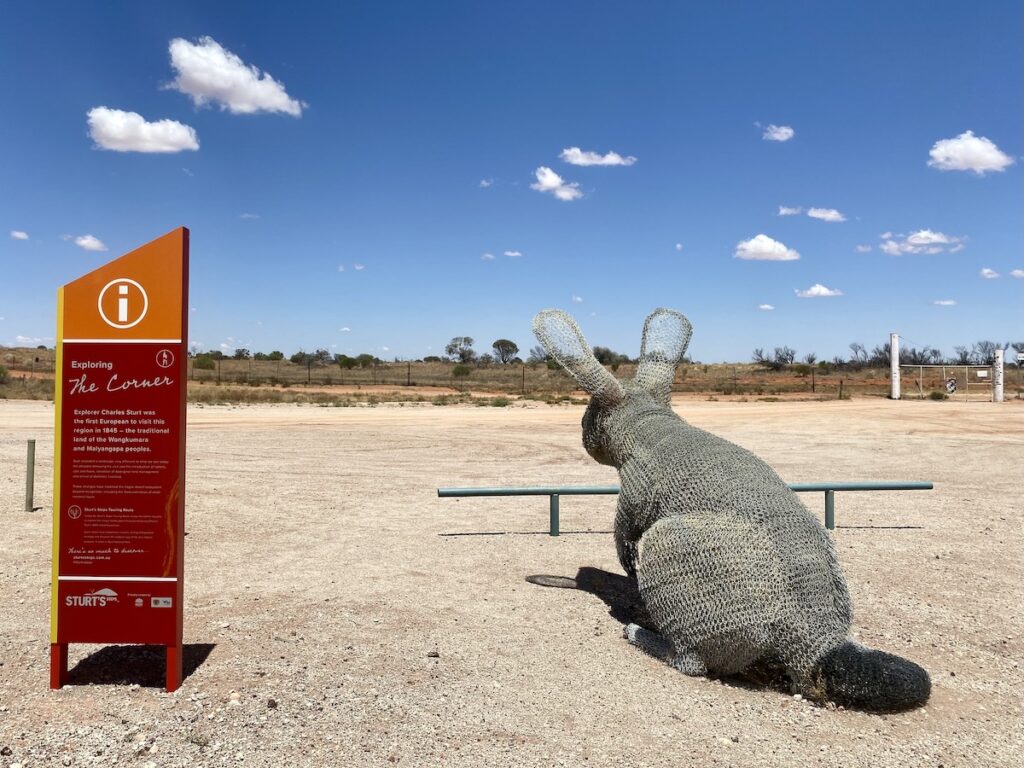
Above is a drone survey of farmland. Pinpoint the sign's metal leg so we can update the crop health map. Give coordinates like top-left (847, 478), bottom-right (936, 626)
top-left (825, 490), bottom-right (835, 530)
top-left (25, 439), bottom-right (35, 512)
top-left (549, 494), bottom-right (560, 536)
top-left (166, 643), bottom-right (182, 692)
top-left (50, 643), bottom-right (67, 689)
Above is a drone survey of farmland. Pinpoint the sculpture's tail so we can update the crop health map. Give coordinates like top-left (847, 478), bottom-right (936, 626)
top-left (810, 641), bottom-right (930, 712)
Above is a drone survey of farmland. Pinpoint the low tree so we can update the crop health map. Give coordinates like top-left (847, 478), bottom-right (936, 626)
top-left (952, 345), bottom-right (972, 365)
top-left (802, 352), bottom-right (817, 365)
top-left (593, 346), bottom-right (632, 366)
top-left (446, 336), bottom-right (476, 364)
top-left (492, 339), bottom-right (519, 364)
top-left (356, 353), bottom-right (377, 368)
top-left (973, 340), bottom-right (1002, 365)
top-left (335, 354), bottom-right (358, 370)
top-left (193, 354), bottom-right (215, 371)
top-left (232, 348), bottom-right (251, 360)
top-left (752, 346), bottom-right (795, 371)
top-left (1011, 342), bottom-right (1024, 365)
top-left (526, 345), bottom-right (549, 365)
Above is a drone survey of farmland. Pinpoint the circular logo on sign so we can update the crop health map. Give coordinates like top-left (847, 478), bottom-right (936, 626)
top-left (156, 349), bottom-right (175, 368)
top-left (67, 505), bottom-right (82, 520)
top-left (98, 278), bottom-right (149, 329)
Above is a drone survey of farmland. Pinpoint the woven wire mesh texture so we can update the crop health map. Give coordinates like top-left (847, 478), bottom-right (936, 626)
top-left (533, 308), bottom-right (928, 708)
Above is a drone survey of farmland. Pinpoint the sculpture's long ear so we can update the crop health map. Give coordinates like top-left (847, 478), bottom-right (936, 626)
top-left (634, 308), bottom-right (692, 405)
top-left (533, 309), bottom-right (625, 405)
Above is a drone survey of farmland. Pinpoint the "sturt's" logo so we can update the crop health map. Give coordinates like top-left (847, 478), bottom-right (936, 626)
top-left (65, 587), bottom-right (119, 607)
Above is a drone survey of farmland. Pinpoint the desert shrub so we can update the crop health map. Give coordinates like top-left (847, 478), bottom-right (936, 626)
top-left (928, 390), bottom-right (948, 401)
top-left (452, 364), bottom-right (472, 378)
top-left (0, 364), bottom-right (8, 383)
top-left (490, 396), bottom-right (510, 407)
top-left (193, 355), bottom-right (215, 371)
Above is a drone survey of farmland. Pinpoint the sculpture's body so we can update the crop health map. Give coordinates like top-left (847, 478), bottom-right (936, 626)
top-left (534, 308), bottom-right (930, 711)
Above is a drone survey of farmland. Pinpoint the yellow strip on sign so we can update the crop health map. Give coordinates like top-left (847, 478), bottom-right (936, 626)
top-left (50, 287), bottom-right (64, 642)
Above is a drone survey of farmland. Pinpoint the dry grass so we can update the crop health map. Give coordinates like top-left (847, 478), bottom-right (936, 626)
top-left (4, 345), bottom-right (1018, 403)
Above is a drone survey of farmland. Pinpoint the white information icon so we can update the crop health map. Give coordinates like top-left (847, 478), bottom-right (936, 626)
top-left (98, 278), bottom-right (149, 329)
top-left (156, 349), bottom-right (175, 368)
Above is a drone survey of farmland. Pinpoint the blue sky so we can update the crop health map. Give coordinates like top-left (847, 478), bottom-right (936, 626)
top-left (2, 1), bottom-right (1021, 363)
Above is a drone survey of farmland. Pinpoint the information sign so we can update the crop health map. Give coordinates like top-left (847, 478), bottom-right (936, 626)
top-left (50, 228), bottom-right (189, 691)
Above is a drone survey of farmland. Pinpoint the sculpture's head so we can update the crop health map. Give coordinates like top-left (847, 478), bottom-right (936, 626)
top-left (532, 308), bottom-right (693, 466)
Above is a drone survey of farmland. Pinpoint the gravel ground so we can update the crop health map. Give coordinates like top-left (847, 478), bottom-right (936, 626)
top-left (1, 397), bottom-right (1021, 767)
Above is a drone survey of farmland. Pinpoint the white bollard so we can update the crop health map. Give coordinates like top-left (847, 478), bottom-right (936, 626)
top-left (994, 348), bottom-right (1004, 403)
top-left (890, 333), bottom-right (900, 400)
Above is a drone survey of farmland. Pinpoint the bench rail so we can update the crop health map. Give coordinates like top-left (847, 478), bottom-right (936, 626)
top-left (437, 481), bottom-right (934, 535)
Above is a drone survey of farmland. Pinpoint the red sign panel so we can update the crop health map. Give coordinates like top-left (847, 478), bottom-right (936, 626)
top-left (51, 228), bottom-right (188, 691)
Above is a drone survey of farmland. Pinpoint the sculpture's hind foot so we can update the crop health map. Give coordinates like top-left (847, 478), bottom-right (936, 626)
top-left (624, 623), bottom-right (707, 676)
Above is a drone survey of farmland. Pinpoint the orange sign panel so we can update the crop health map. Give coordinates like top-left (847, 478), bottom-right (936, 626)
top-left (51, 228), bottom-right (189, 692)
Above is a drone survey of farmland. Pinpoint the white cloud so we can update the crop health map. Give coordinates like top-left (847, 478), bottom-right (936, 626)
top-left (353, 263), bottom-right (365, 271)
top-left (907, 229), bottom-right (954, 246)
top-left (980, 268), bottom-right (999, 279)
top-left (240, 212), bottom-right (259, 219)
top-left (74, 235), bottom-right (107, 252)
top-left (855, 244), bottom-right (872, 253)
top-left (10, 230), bottom-right (28, 240)
top-left (675, 242), bottom-right (684, 251)
top-left (503, 250), bottom-right (522, 257)
top-left (182, 167), bottom-right (194, 176)
top-left (337, 265), bottom-right (345, 272)
top-left (339, 326), bottom-right (351, 332)
top-left (762, 124), bottom-right (795, 142)
top-left (479, 178), bottom-right (493, 188)
top-left (16, 335), bottom-right (48, 345)
top-left (807, 207), bottom-right (846, 223)
top-left (530, 166), bottom-right (582, 201)
top-left (167, 36), bottom-right (304, 116)
top-left (796, 283), bottom-right (843, 298)
top-left (87, 107), bottom-right (199, 153)
top-left (778, 206), bottom-right (802, 216)
top-left (927, 130), bottom-right (1014, 175)
top-left (559, 147), bottom-right (636, 166)
top-left (933, 300), bottom-right (957, 306)
top-left (480, 252), bottom-right (495, 261)
top-left (879, 229), bottom-right (964, 255)
top-left (1011, 269), bottom-right (1024, 278)
top-left (735, 234), bottom-right (800, 261)
top-left (571, 295), bottom-right (583, 303)
top-left (758, 304), bottom-right (775, 311)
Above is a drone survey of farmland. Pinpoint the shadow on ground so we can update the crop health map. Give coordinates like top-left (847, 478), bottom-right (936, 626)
top-left (67, 643), bottom-right (216, 688)
top-left (527, 566), bottom-right (791, 695)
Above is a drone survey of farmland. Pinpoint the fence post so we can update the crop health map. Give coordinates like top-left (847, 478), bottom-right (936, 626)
top-left (25, 439), bottom-right (36, 512)
top-left (549, 494), bottom-right (560, 536)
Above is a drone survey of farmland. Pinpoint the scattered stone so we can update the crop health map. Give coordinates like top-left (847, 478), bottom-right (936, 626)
top-left (267, 699), bottom-right (278, 709)
top-left (0, 747), bottom-right (11, 756)
top-left (426, 651), bottom-right (440, 658)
